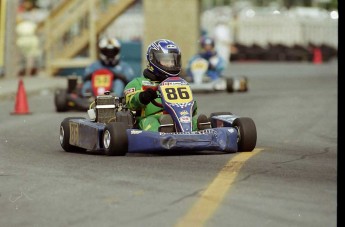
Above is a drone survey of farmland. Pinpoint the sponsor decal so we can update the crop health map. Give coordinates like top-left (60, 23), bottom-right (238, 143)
top-left (180, 116), bottom-right (191, 123)
top-left (166, 44), bottom-right (177, 49)
top-left (180, 110), bottom-right (189, 116)
top-left (161, 82), bottom-right (182, 86)
top-left (69, 122), bottom-right (79, 145)
top-left (169, 102), bottom-right (192, 108)
top-left (198, 129), bottom-right (215, 134)
top-left (142, 81), bottom-right (155, 86)
top-left (227, 128), bottom-right (235, 133)
top-left (130, 130), bottom-right (142, 135)
top-left (159, 129), bottom-right (215, 135)
top-left (124, 88), bottom-right (135, 95)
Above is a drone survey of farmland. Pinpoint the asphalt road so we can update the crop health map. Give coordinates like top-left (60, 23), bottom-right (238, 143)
top-left (0, 61), bottom-right (337, 227)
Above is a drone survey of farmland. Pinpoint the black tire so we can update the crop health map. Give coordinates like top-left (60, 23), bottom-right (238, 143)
top-left (226, 78), bottom-right (234, 93)
top-left (59, 117), bottom-right (86, 153)
top-left (233, 117), bottom-right (257, 152)
top-left (102, 122), bottom-right (128, 156)
top-left (209, 112), bottom-right (232, 128)
top-left (55, 89), bottom-right (68, 112)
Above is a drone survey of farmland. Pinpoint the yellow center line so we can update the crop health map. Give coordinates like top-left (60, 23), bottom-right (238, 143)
top-left (175, 148), bottom-right (264, 227)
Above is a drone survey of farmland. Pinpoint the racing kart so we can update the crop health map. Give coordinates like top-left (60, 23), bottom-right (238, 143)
top-left (185, 57), bottom-right (248, 93)
top-left (59, 76), bottom-right (257, 156)
top-left (54, 68), bottom-right (127, 112)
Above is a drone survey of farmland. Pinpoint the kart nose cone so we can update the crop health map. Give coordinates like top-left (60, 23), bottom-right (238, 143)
top-left (214, 80), bottom-right (226, 90)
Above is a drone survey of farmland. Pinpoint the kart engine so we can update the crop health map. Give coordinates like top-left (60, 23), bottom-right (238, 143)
top-left (95, 95), bottom-right (116, 123)
top-left (93, 94), bottom-right (134, 128)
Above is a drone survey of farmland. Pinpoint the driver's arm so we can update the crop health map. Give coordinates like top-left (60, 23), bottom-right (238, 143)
top-left (124, 78), bottom-right (149, 110)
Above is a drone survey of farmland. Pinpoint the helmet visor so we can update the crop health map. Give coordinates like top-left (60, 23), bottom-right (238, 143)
top-left (100, 47), bottom-right (119, 58)
top-left (154, 52), bottom-right (181, 70)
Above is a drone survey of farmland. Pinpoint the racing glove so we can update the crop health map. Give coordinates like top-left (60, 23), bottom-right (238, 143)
top-left (139, 88), bottom-right (158, 105)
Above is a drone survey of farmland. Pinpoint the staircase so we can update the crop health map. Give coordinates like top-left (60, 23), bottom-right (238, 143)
top-left (40, 0), bottom-right (136, 75)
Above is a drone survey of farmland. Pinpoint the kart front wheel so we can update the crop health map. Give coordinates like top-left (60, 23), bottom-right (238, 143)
top-left (102, 122), bottom-right (128, 156)
top-left (60, 117), bottom-right (86, 153)
top-left (233, 117), bottom-right (257, 152)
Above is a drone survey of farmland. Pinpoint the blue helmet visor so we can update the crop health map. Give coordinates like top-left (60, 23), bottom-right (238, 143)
top-left (154, 52), bottom-right (181, 72)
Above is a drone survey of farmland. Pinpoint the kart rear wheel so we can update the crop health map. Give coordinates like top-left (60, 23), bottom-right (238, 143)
top-left (209, 112), bottom-right (232, 128)
top-left (102, 122), bottom-right (128, 156)
top-left (55, 89), bottom-right (68, 112)
top-left (226, 78), bottom-right (234, 93)
top-left (233, 117), bottom-right (257, 152)
top-left (60, 117), bottom-right (86, 153)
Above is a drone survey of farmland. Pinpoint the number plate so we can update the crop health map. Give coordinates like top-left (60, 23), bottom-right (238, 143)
top-left (161, 85), bottom-right (193, 104)
top-left (191, 59), bottom-right (208, 71)
top-left (94, 74), bottom-right (111, 87)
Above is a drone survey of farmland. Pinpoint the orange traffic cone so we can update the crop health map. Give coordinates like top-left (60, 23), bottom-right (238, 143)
top-left (313, 47), bottom-right (323, 64)
top-left (11, 78), bottom-right (31, 115)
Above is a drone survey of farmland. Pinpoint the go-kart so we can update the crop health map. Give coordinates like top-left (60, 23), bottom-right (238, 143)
top-left (54, 68), bottom-right (127, 112)
top-left (186, 57), bottom-right (248, 93)
top-left (59, 76), bottom-right (257, 156)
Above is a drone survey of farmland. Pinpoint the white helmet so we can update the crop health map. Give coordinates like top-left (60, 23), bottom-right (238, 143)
top-left (98, 37), bottom-right (121, 66)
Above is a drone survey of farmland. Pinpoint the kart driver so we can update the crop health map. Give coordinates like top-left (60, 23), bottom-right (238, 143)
top-left (124, 39), bottom-right (209, 132)
top-left (186, 36), bottom-right (226, 82)
top-left (81, 37), bottom-right (135, 97)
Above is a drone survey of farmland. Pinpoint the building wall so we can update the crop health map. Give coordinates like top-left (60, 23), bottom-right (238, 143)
top-left (143, 0), bottom-right (200, 71)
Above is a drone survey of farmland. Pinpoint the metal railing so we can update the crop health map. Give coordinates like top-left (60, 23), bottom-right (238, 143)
top-left (40, 0), bottom-right (135, 76)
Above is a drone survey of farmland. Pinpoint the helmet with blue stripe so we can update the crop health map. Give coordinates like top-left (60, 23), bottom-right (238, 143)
top-left (146, 39), bottom-right (181, 78)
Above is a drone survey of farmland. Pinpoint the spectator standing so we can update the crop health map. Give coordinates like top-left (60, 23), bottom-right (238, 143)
top-left (16, 0), bottom-right (47, 76)
top-left (213, 19), bottom-right (232, 69)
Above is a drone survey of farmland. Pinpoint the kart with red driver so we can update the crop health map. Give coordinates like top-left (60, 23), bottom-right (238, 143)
top-left (54, 68), bottom-right (127, 112)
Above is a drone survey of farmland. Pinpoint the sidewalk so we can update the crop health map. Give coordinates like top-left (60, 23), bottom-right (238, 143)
top-left (0, 75), bottom-right (67, 100)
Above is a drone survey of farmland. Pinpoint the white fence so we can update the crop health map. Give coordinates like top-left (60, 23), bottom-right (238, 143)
top-left (202, 6), bottom-right (338, 49)
top-left (105, 5), bottom-right (338, 49)
top-left (234, 14), bottom-right (337, 48)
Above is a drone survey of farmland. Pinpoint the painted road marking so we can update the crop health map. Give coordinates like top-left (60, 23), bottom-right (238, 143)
top-left (175, 148), bottom-right (263, 227)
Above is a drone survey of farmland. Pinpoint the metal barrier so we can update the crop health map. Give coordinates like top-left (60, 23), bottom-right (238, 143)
top-left (201, 6), bottom-right (338, 49)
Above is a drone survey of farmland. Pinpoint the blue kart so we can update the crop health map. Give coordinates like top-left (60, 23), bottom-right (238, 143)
top-left (59, 77), bottom-right (257, 155)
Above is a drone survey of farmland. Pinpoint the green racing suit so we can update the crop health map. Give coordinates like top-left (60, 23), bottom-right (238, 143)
top-left (124, 76), bottom-right (198, 131)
